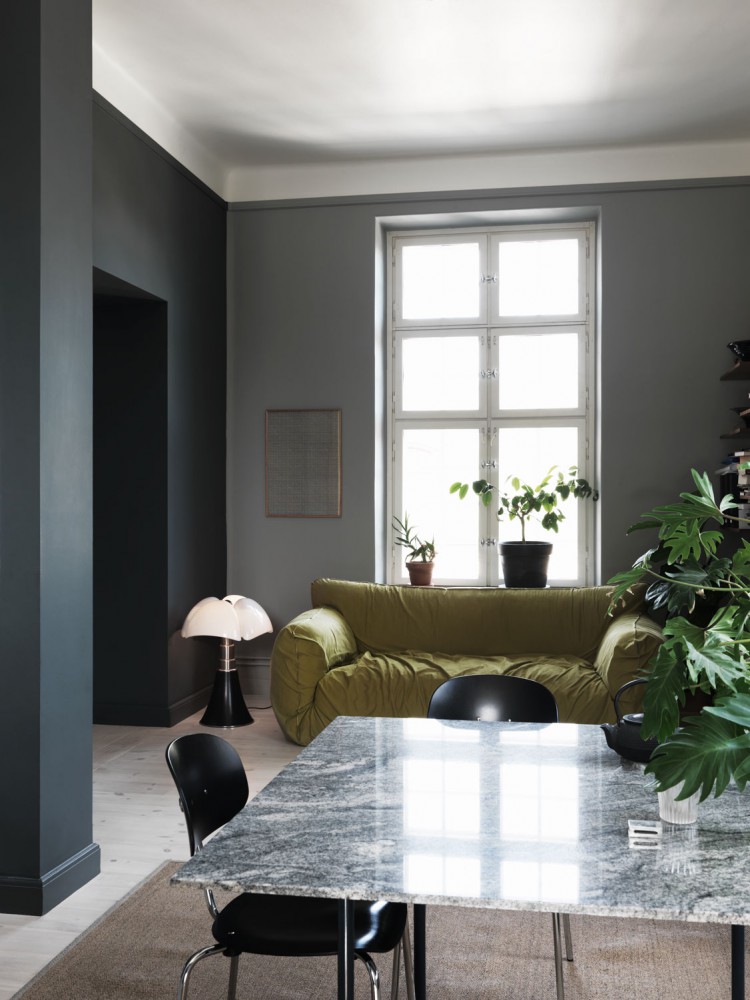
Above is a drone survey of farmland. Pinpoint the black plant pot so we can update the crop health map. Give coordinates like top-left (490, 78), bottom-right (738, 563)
top-left (500, 541), bottom-right (553, 588)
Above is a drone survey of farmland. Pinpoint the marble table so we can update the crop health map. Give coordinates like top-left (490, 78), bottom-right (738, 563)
top-left (172, 716), bottom-right (750, 1000)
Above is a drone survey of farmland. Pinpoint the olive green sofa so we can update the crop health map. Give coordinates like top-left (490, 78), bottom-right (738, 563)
top-left (270, 578), bottom-right (663, 746)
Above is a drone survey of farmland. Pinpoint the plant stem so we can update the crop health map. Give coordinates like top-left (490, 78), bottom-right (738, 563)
top-left (639, 566), bottom-right (749, 595)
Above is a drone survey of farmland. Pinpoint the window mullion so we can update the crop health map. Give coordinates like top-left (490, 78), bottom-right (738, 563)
top-left (487, 425), bottom-right (499, 586)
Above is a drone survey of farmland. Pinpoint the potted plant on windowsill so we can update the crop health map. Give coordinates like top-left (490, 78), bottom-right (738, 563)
top-left (450, 467), bottom-right (599, 588)
top-left (393, 513), bottom-right (436, 586)
top-left (607, 469), bottom-right (750, 813)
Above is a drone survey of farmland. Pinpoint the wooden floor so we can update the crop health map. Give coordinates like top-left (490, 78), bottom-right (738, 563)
top-left (0, 707), bottom-right (299, 999)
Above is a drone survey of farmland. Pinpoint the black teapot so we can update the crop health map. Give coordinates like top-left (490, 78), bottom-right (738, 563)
top-left (601, 678), bottom-right (659, 763)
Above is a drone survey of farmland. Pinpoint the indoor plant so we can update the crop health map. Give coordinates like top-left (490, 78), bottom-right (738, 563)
top-left (393, 513), bottom-right (436, 586)
top-left (608, 469), bottom-right (750, 804)
top-left (450, 466), bottom-right (599, 587)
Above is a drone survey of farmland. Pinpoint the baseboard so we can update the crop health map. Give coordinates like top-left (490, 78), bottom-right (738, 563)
top-left (166, 687), bottom-right (213, 725)
top-left (0, 842), bottom-right (101, 916)
top-left (93, 667), bottom-right (267, 727)
top-left (236, 655), bottom-right (271, 703)
top-left (93, 685), bottom-right (213, 727)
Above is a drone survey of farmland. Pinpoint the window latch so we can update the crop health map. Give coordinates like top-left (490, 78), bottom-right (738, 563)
top-left (480, 274), bottom-right (498, 283)
top-left (480, 537), bottom-right (498, 547)
top-left (480, 460), bottom-right (497, 470)
top-left (480, 369), bottom-right (498, 379)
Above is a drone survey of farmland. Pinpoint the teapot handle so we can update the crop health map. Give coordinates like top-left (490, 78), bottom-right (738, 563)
top-left (614, 677), bottom-right (648, 723)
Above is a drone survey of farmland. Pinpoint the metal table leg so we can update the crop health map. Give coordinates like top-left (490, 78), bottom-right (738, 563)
top-left (414, 903), bottom-right (426, 1000)
top-left (732, 925), bottom-right (745, 1000)
top-left (338, 899), bottom-right (355, 1000)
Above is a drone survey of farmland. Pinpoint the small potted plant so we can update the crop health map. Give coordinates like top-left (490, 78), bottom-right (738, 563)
top-left (450, 466), bottom-right (599, 587)
top-left (608, 469), bottom-right (750, 814)
top-left (393, 513), bottom-right (436, 586)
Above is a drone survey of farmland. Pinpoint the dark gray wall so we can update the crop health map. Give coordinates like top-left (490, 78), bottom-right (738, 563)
top-left (93, 97), bottom-right (228, 724)
top-left (227, 180), bottom-right (750, 639)
top-left (0, 0), bottom-right (99, 914)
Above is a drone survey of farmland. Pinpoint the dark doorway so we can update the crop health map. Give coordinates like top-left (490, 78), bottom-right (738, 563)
top-left (93, 268), bottom-right (168, 723)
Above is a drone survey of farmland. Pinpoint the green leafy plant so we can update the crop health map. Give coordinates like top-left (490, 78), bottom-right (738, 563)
top-left (450, 466), bottom-right (599, 542)
top-left (392, 513), bottom-right (436, 563)
top-left (608, 469), bottom-right (750, 801)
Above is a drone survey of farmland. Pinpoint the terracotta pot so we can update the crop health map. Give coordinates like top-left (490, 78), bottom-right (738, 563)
top-left (406, 561), bottom-right (434, 586)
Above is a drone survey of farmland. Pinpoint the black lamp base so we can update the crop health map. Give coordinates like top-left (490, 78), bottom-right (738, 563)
top-left (200, 668), bottom-right (254, 728)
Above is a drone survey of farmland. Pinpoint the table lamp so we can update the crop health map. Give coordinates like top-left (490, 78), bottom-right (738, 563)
top-left (182, 594), bottom-right (272, 728)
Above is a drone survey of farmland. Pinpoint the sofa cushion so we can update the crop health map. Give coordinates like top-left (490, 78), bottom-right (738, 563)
top-left (311, 578), bottom-right (643, 659)
top-left (312, 651), bottom-right (613, 731)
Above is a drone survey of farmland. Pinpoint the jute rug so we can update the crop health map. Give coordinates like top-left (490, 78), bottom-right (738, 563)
top-left (12, 862), bottom-right (741, 1000)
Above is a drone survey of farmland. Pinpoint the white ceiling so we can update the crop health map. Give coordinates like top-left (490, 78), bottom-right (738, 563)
top-left (92, 0), bottom-right (750, 200)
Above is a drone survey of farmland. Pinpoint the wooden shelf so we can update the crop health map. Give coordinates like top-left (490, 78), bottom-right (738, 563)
top-left (721, 359), bottom-right (750, 380)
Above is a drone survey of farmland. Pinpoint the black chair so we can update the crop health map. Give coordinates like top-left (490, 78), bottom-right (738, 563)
top-left (166, 733), bottom-right (414, 1000)
top-left (427, 674), bottom-right (573, 1000)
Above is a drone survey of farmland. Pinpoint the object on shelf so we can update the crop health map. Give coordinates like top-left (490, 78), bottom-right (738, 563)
top-left (720, 359), bottom-right (750, 380)
top-left (728, 340), bottom-right (750, 360)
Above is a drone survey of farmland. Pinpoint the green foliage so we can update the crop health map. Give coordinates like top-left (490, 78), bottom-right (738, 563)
top-left (392, 513), bottom-right (436, 563)
top-left (646, 712), bottom-right (750, 801)
top-left (608, 468), bottom-right (750, 800)
top-left (450, 466), bottom-right (599, 544)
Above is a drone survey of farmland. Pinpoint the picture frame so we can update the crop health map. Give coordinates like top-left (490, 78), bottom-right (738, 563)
top-left (265, 408), bottom-right (342, 518)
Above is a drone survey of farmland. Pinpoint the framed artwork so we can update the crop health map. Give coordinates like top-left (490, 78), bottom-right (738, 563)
top-left (265, 409), bottom-right (342, 517)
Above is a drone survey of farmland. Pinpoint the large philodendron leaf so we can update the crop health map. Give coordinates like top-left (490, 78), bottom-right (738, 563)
top-left (683, 638), bottom-right (746, 691)
top-left (641, 640), bottom-right (689, 742)
top-left (707, 601), bottom-right (750, 640)
top-left (645, 711), bottom-right (750, 800)
top-left (704, 693), bottom-right (750, 730)
top-left (607, 565), bottom-right (651, 612)
top-left (732, 539), bottom-right (750, 574)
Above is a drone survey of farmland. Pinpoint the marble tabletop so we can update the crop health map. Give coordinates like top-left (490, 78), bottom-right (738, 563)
top-left (172, 716), bottom-right (750, 925)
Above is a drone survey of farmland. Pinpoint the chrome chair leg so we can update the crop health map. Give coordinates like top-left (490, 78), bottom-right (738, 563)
top-left (402, 920), bottom-right (416, 1000)
top-left (226, 954), bottom-right (240, 1000)
top-left (551, 912), bottom-right (565, 1000)
top-left (562, 913), bottom-right (574, 962)
top-left (357, 951), bottom-right (382, 1000)
top-left (178, 943), bottom-right (225, 1000)
top-left (391, 939), bottom-right (402, 1000)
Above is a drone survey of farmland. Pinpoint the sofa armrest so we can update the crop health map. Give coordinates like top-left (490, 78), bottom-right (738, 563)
top-left (270, 607), bottom-right (358, 744)
top-left (593, 613), bottom-right (663, 704)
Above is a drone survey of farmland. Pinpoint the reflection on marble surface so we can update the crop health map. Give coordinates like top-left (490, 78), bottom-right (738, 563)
top-left (172, 717), bottom-right (750, 924)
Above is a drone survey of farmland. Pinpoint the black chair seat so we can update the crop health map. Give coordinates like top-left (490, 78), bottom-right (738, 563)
top-left (214, 893), bottom-right (408, 956)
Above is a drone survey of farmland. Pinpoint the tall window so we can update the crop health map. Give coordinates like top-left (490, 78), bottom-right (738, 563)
top-left (389, 223), bottom-right (596, 587)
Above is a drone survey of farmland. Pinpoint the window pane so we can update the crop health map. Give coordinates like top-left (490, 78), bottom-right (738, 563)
top-left (400, 428), bottom-right (480, 581)
top-left (402, 337), bottom-right (480, 411)
top-left (498, 334), bottom-right (578, 410)
top-left (496, 427), bottom-right (580, 582)
top-left (402, 243), bottom-right (480, 320)
top-left (497, 239), bottom-right (578, 316)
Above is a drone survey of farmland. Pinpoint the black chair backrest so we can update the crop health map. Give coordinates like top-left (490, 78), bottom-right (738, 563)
top-left (165, 733), bottom-right (249, 856)
top-left (427, 674), bottom-right (558, 723)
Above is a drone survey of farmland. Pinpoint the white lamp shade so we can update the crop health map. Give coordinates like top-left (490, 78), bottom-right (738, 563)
top-left (181, 595), bottom-right (272, 641)
top-left (232, 597), bottom-right (273, 639)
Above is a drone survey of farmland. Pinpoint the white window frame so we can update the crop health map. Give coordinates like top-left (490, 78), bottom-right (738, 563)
top-left (387, 222), bottom-right (597, 587)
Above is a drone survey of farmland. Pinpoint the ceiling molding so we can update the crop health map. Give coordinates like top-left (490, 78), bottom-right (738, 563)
top-left (93, 42), bottom-right (227, 197)
top-left (226, 141), bottom-right (750, 203)
top-left (92, 41), bottom-right (750, 205)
